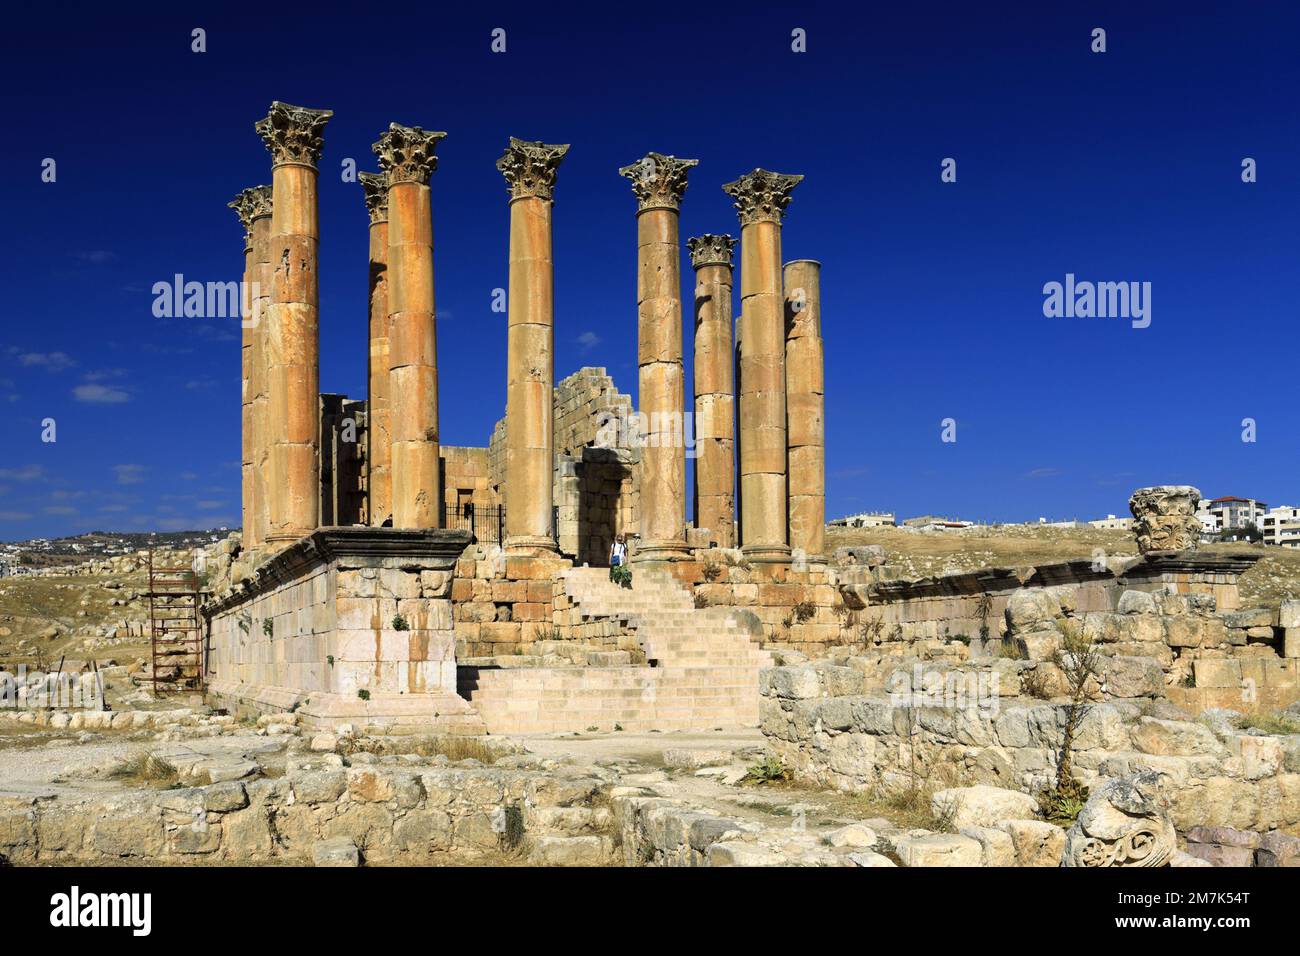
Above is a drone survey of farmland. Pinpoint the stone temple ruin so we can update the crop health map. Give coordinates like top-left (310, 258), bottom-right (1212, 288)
top-left (210, 101), bottom-right (823, 735)
top-left (177, 102), bottom-right (1300, 868)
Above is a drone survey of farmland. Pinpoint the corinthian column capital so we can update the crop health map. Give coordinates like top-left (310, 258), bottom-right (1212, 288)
top-left (372, 124), bottom-right (446, 185)
top-left (618, 152), bottom-right (698, 212)
top-left (687, 234), bottom-right (737, 269)
top-left (358, 171), bottom-right (390, 223)
top-left (228, 185), bottom-right (273, 242)
top-left (722, 168), bottom-right (804, 226)
top-left (255, 102), bottom-right (333, 169)
top-left (496, 137), bottom-right (569, 201)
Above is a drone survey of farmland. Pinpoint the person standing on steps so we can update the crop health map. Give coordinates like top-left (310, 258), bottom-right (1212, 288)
top-left (609, 533), bottom-right (628, 585)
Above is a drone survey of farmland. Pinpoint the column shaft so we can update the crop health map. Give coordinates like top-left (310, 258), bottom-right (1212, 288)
top-left (387, 179), bottom-right (439, 528)
top-left (636, 206), bottom-right (688, 558)
top-left (229, 186), bottom-right (272, 552)
top-left (736, 219), bottom-right (789, 560)
top-left (689, 235), bottom-right (738, 549)
top-left (784, 260), bottom-right (825, 561)
top-left (366, 215), bottom-right (392, 525)
top-left (505, 194), bottom-right (556, 549)
top-left (266, 161), bottom-right (321, 543)
top-left (248, 214), bottom-right (272, 548)
top-left (239, 237), bottom-right (255, 546)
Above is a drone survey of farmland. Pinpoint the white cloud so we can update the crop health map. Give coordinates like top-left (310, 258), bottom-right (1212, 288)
top-left (0, 465), bottom-right (42, 481)
top-left (114, 464), bottom-right (146, 485)
top-left (576, 331), bottom-right (601, 352)
top-left (11, 349), bottom-right (76, 372)
top-left (74, 383), bottom-right (130, 404)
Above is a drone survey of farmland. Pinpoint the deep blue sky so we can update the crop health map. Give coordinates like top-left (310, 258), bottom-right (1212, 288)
top-left (2, 1), bottom-right (1297, 538)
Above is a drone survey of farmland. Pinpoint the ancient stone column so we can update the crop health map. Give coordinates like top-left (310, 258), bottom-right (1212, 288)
top-left (619, 153), bottom-right (697, 563)
top-left (374, 125), bottom-right (446, 530)
top-left (257, 102), bottom-right (332, 546)
top-left (688, 234), bottom-right (738, 549)
top-left (359, 171), bottom-right (392, 527)
top-left (723, 169), bottom-right (803, 564)
top-left (497, 138), bottom-right (569, 553)
top-left (228, 185), bottom-right (273, 550)
top-left (784, 259), bottom-right (825, 562)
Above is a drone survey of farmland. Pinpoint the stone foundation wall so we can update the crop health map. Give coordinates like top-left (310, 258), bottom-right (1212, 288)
top-left (204, 529), bottom-right (479, 734)
top-left (0, 762), bottom-right (613, 866)
top-left (451, 549), bottom-right (577, 659)
top-left (760, 660), bottom-right (1300, 833)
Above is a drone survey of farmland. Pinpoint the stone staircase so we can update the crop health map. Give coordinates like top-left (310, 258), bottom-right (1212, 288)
top-left (458, 567), bottom-right (772, 734)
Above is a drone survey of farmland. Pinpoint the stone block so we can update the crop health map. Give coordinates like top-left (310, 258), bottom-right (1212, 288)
top-left (998, 819), bottom-right (1065, 866)
top-left (894, 832), bottom-right (982, 867)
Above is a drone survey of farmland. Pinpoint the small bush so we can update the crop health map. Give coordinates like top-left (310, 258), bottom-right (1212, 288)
top-left (994, 636), bottom-right (1028, 660)
top-left (1038, 779), bottom-right (1089, 827)
top-left (357, 689), bottom-right (371, 701)
top-left (701, 562), bottom-right (722, 582)
top-left (262, 619), bottom-right (273, 637)
top-left (610, 564), bottom-right (632, 587)
top-left (741, 755), bottom-right (791, 785)
top-left (793, 601), bottom-right (817, 624)
top-left (391, 615), bottom-right (409, 631)
top-left (694, 592), bottom-right (710, 609)
top-left (1020, 667), bottom-right (1052, 699)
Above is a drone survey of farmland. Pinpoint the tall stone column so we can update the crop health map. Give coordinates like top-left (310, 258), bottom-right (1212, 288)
top-left (688, 234), bottom-right (738, 549)
top-left (723, 169), bottom-right (803, 564)
top-left (374, 124), bottom-right (446, 530)
top-left (228, 185), bottom-right (273, 550)
top-left (497, 138), bottom-right (569, 553)
top-left (257, 102), bottom-right (332, 546)
top-left (619, 152), bottom-right (697, 563)
top-left (359, 171), bottom-right (393, 527)
top-left (784, 259), bottom-right (825, 562)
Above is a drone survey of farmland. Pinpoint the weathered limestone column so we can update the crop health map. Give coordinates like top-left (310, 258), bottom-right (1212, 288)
top-left (619, 153), bottom-right (697, 563)
top-left (228, 186), bottom-right (273, 550)
top-left (497, 138), bottom-right (569, 553)
top-left (374, 125), bottom-right (446, 529)
top-left (257, 102), bottom-right (332, 547)
top-left (723, 169), bottom-right (803, 564)
top-left (359, 171), bottom-right (392, 526)
top-left (784, 259), bottom-right (825, 562)
top-left (688, 234), bottom-right (738, 548)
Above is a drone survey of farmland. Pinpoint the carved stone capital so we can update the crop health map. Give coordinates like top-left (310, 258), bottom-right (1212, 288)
top-left (496, 137), bottom-right (569, 201)
top-left (1062, 771), bottom-right (1177, 868)
top-left (372, 124), bottom-right (446, 186)
top-left (618, 152), bottom-right (698, 212)
top-left (687, 234), bottom-right (736, 270)
top-left (722, 168), bottom-right (804, 226)
top-left (1129, 485), bottom-right (1202, 554)
top-left (358, 172), bottom-right (390, 224)
top-left (228, 185), bottom-right (273, 243)
top-left (256, 102), bottom-right (333, 169)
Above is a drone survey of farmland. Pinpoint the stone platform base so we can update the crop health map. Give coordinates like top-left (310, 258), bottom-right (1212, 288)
top-left (207, 679), bottom-right (486, 735)
top-left (204, 527), bottom-right (486, 736)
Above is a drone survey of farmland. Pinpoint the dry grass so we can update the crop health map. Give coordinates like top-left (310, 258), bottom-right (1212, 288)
top-left (1238, 710), bottom-right (1300, 736)
top-left (338, 734), bottom-right (504, 763)
top-left (0, 570), bottom-right (153, 668)
top-left (109, 751), bottom-right (180, 787)
top-left (858, 776), bottom-right (959, 833)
